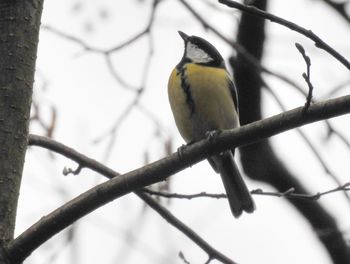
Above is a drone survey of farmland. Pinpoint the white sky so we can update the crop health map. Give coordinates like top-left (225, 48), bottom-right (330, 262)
top-left (15, 0), bottom-right (350, 263)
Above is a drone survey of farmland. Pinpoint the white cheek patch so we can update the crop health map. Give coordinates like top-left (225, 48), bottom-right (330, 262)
top-left (186, 42), bottom-right (213, 63)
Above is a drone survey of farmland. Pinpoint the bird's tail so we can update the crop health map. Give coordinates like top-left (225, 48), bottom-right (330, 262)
top-left (210, 151), bottom-right (255, 218)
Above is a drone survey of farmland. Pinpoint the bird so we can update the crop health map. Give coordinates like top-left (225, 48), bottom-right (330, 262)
top-left (167, 31), bottom-right (255, 218)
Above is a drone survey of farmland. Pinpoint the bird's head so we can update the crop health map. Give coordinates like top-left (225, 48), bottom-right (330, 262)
top-left (178, 31), bottom-right (225, 68)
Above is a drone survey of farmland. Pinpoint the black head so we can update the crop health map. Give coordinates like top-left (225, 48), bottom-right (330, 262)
top-left (178, 31), bottom-right (225, 68)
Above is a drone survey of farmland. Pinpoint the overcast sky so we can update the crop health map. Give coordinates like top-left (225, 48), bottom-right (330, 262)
top-left (16, 1), bottom-right (350, 263)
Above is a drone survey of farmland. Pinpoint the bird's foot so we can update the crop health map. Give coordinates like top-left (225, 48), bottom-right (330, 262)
top-left (205, 130), bottom-right (222, 142)
top-left (177, 141), bottom-right (194, 159)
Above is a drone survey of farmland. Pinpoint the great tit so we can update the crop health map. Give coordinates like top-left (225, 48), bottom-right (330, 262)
top-left (168, 31), bottom-right (255, 218)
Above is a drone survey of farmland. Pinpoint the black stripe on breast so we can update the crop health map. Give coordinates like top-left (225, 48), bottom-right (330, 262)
top-left (178, 66), bottom-right (195, 117)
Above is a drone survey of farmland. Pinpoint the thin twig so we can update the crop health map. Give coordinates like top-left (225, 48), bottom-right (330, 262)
top-left (179, 251), bottom-right (191, 264)
top-left (63, 165), bottom-right (83, 176)
top-left (41, 25), bottom-right (104, 53)
top-left (42, 0), bottom-right (159, 155)
top-left (263, 82), bottom-right (350, 203)
top-left (142, 188), bottom-right (226, 199)
top-left (136, 103), bottom-right (165, 135)
top-left (93, 2), bottom-right (157, 159)
top-left (104, 55), bottom-right (138, 90)
top-left (325, 123), bottom-right (350, 150)
top-left (42, 0), bottom-right (157, 56)
top-left (205, 256), bottom-right (213, 264)
top-left (252, 183), bottom-right (350, 200)
top-left (142, 184), bottom-right (350, 201)
top-left (295, 43), bottom-right (314, 112)
top-left (218, 0), bottom-right (350, 70)
top-left (136, 191), bottom-right (236, 264)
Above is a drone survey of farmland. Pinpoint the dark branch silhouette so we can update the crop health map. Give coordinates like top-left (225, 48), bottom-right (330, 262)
top-left (141, 183), bottom-right (350, 201)
top-left (219, 0), bottom-right (350, 70)
top-left (136, 192), bottom-right (237, 264)
top-left (263, 82), bottom-right (350, 204)
top-left (230, 0), bottom-right (350, 263)
top-left (26, 135), bottom-right (238, 264)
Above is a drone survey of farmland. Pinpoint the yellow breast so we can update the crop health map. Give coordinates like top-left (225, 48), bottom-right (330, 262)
top-left (168, 63), bottom-right (239, 143)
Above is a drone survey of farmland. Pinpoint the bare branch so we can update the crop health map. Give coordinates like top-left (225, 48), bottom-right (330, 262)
top-left (41, 0), bottom-right (159, 56)
top-left (263, 82), bottom-right (350, 203)
top-left (142, 184), bottom-right (350, 201)
top-left (252, 183), bottom-right (350, 200)
top-left (41, 2), bottom-right (160, 165)
top-left (104, 55), bottom-right (138, 90)
top-left (326, 124), bottom-right (350, 151)
top-left (28, 134), bottom-right (117, 177)
top-left (8, 94), bottom-right (350, 262)
top-left (41, 25), bottom-right (103, 53)
top-left (137, 192), bottom-right (236, 264)
top-left (30, 100), bottom-right (57, 138)
top-left (218, 0), bottom-right (350, 70)
top-left (232, 1), bottom-right (350, 262)
top-left (25, 136), bottom-right (237, 264)
top-left (92, 90), bottom-right (141, 158)
top-left (179, 251), bottom-right (191, 264)
top-left (63, 165), bottom-right (83, 176)
top-left (91, 2), bottom-right (157, 157)
top-left (205, 256), bottom-right (213, 264)
top-left (142, 188), bottom-right (226, 199)
top-left (94, 34), bottom-right (155, 159)
top-left (295, 43), bottom-right (314, 112)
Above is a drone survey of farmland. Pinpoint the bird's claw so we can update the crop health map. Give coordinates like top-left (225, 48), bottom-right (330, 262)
top-left (177, 141), bottom-right (195, 159)
top-left (177, 144), bottom-right (185, 158)
top-left (205, 130), bottom-right (222, 142)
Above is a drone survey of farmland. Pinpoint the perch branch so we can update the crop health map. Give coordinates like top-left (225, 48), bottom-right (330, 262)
top-left (6, 94), bottom-right (350, 262)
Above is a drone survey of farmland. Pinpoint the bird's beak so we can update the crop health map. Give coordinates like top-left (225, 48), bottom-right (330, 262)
top-left (178, 31), bottom-right (189, 41)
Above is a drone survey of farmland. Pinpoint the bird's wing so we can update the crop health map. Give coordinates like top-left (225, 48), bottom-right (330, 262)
top-left (227, 75), bottom-right (239, 115)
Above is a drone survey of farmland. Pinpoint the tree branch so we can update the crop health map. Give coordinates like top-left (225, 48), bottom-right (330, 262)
top-left (219, 0), bottom-right (350, 70)
top-left (141, 183), bottom-right (350, 201)
top-left (42, 1), bottom-right (160, 162)
top-left (263, 82), bottom-right (350, 203)
top-left (6, 95), bottom-right (350, 262)
top-left (41, 0), bottom-right (159, 55)
top-left (27, 136), bottom-right (237, 264)
top-left (135, 192), bottom-right (236, 264)
top-left (26, 140), bottom-right (350, 264)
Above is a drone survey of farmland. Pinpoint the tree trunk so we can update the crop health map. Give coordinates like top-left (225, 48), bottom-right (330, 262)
top-left (0, 0), bottom-right (43, 260)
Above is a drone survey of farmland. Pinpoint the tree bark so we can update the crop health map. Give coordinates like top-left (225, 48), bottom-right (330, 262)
top-left (232, 0), bottom-right (350, 263)
top-left (0, 0), bottom-right (43, 257)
